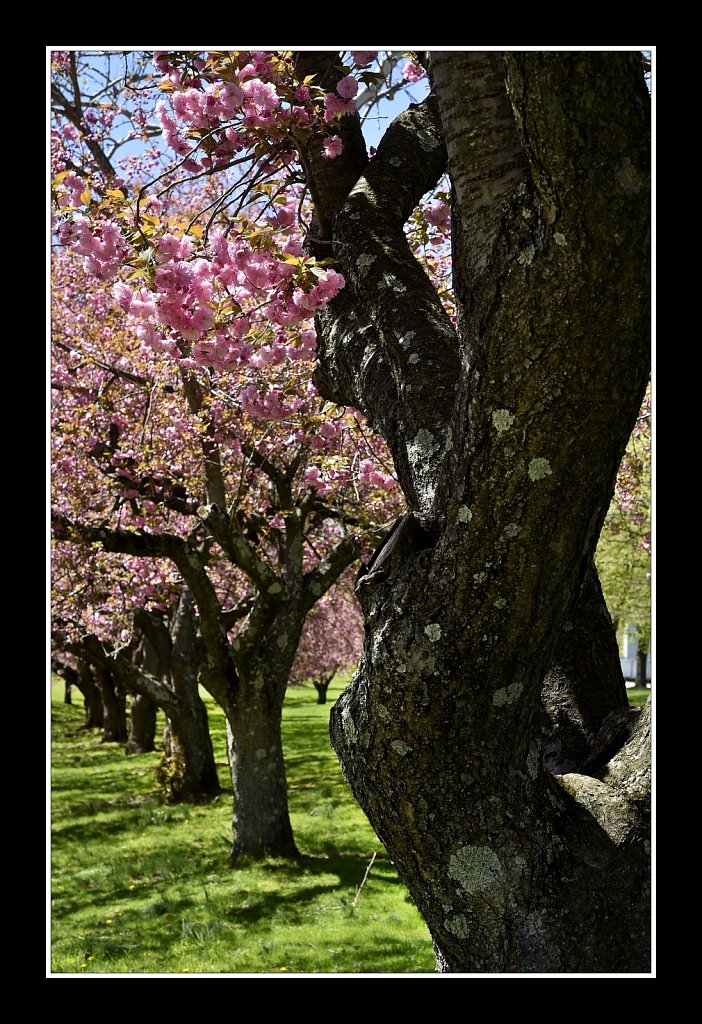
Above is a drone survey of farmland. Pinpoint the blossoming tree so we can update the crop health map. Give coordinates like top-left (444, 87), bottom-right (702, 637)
top-left (50, 52), bottom-right (401, 849)
top-left (289, 568), bottom-right (364, 702)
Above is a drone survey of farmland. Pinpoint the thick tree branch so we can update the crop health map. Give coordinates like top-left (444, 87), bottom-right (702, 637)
top-left (52, 512), bottom-right (183, 560)
top-left (53, 511), bottom-right (237, 705)
top-left (82, 633), bottom-right (180, 717)
top-left (310, 96), bottom-right (459, 523)
top-left (222, 595), bottom-right (256, 632)
top-left (293, 51), bottom-right (369, 234)
top-left (196, 503), bottom-right (285, 599)
top-left (429, 51), bottom-right (528, 283)
top-left (241, 441), bottom-right (293, 511)
top-left (599, 698), bottom-right (651, 811)
top-left (180, 370), bottom-right (228, 508)
top-left (302, 535), bottom-right (360, 614)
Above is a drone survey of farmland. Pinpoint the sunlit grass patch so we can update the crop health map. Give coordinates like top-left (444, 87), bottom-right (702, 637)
top-left (50, 680), bottom-right (434, 975)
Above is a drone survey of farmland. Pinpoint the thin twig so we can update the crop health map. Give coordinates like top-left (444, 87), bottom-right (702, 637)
top-left (352, 851), bottom-right (377, 907)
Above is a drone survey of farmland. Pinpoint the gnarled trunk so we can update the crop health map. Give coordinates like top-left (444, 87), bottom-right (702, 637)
top-left (312, 673), bottom-right (334, 705)
top-left (224, 611), bottom-right (303, 860)
top-left (302, 49), bottom-right (650, 972)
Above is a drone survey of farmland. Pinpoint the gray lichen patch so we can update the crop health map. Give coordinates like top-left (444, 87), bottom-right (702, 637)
top-left (493, 597), bottom-right (507, 610)
top-left (527, 740), bottom-right (540, 779)
top-left (444, 914), bottom-right (471, 938)
top-left (554, 231), bottom-right (567, 247)
top-left (379, 272), bottom-right (407, 294)
top-left (425, 623), bottom-right (442, 643)
top-left (377, 703), bottom-right (391, 723)
top-left (492, 408), bottom-right (516, 432)
top-left (457, 506), bottom-right (473, 523)
top-left (408, 353), bottom-right (420, 364)
top-left (412, 428), bottom-right (436, 451)
top-left (391, 739), bottom-right (411, 756)
top-left (528, 457), bottom-right (552, 481)
top-left (492, 681), bottom-right (523, 706)
top-left (356, 253), bottom-right (376, 277)
top-left (517, 244), bottom-right (536, 266)
top-left (503, 522), bottom-right (520, 538)
top-left (417, 128), bottom-right (441, 151)
top-left (448, 845), bottom-right (503, 895)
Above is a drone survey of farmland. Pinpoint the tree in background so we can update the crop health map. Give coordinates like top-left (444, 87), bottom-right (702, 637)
top-left (289, 568), bottom-right (364, 702)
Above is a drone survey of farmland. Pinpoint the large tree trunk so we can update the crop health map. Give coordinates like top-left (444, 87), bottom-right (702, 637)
top-left (313, 673), bottom-right (334, 705)
top-left (542, 563), bottom-right (631, 773)
top-left (185, 506), bottom-right (358, 859)
top-left (225, 684), bottom-right (297, 859)
top-left (72, 662), bottom-right (104, 728)
top-left (161, 590), bottom-right (220, 803)
top-left (224, 612), bottom-right (303, 860)
top-left (93, 663), bottom-right (127, 743)
top-left (126, 693), bottom-right (157, 755)
top-left (635, 645), bottom-right (649, 689)
top-left (304, 50), bottom-right (650, 972)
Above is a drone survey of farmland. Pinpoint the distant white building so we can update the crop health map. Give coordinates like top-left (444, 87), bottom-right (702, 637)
top-left (620, 624), bottom-right (651, 684)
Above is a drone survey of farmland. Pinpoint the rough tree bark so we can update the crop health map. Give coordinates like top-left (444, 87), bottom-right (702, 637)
top-left (298, 50), bottom-right (650, 972)
top-left (71, 661), bottom-right (104, 728)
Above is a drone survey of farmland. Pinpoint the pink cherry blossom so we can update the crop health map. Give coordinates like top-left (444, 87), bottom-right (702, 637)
top-left (402, 60), bottom-right (426, 84)
top-left (425, 200), bottom-right (451, 231)
top-left (351, 51), bottom-right (378, 66)
top-left (323, 135), bottom-right (344, 159)
top-left (336, 76), bottom-right (358, 100)
top-left (323, 92), bottom-right (357, 122)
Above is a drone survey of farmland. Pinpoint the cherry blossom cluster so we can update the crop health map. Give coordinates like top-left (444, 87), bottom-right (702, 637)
top-left (149, 50), bottom-right (363, 173)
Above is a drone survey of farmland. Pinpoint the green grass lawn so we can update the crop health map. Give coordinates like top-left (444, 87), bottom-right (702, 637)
top-left (49, 679), bottom-right (434, 976)
top-left (627, 687), bottom-right (651, 708)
